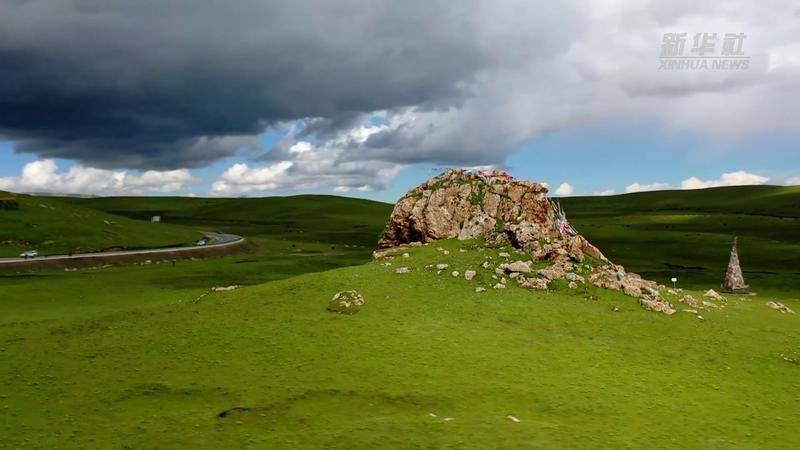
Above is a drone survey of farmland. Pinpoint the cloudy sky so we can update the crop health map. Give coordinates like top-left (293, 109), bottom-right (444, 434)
top-left (1, 0), bottom-right (799, 201)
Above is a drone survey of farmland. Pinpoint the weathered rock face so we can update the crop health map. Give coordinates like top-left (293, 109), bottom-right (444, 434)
top-left (379, 169), bottom-right (554, 248)
top-left (379, 169), bottom-right (607, 263)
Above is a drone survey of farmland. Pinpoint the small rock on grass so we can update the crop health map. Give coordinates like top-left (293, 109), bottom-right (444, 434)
top-left (395, 267), bottom-right (411, 274)
top-left (766, 301), bottom-right (795, 314)
top-left (436, 263), bottom-right (449, 270)
top-left (507, 415), bottom-right (520, 423)
top-left (464, 270), bottom-right (476, 280)
top-left (475, 286), bottom-right (487, 293)
top-left (328, 290), bottom-right (365, 314)
top-left (493, 283), bottom-right (506, 289)
top-left (451, 271), bottom-right (460, 277)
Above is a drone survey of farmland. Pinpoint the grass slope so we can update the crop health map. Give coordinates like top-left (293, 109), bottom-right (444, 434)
top-left (0, 191), bottom-right (201, 257)
top-left (1, 239), bottom-right (797, 448)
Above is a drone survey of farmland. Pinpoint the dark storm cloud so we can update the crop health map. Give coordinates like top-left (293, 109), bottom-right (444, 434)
top-left (0, 0), bottom-right (487, 169)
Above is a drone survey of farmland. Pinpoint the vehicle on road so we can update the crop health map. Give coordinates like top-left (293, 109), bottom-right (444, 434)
top-left (196, 239), bottom-right (207, 246)
top-left (20, 250), bottom-right (38, 258)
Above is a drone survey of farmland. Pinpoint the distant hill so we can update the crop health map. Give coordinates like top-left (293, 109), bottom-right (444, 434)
top-left (0, 191), bottom-right (201, 257)
top-left (560, 185), bottom-right (800, 288)
top-left (69, 195), bottom-right (393, 248)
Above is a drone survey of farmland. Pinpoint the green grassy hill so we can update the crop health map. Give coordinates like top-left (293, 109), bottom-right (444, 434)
top-left (0, 191), bottom-right (201, 257)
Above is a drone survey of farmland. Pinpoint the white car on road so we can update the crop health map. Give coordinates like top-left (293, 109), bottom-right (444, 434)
top-left (20, 250), bottom-right (38, 258)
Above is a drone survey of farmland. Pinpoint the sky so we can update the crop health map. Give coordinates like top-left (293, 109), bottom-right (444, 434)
top-left (0, 0), bottom-right (799, 202)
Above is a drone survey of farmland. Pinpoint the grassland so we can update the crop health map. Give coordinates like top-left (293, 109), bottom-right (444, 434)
top-left (0, 187), bottom-right (798, 448)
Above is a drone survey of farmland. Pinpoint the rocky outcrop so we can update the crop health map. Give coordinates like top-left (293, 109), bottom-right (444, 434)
top-left (379, 169), bottom-right (553, 248)
top-left (377, 169), bottom-right (672, 314)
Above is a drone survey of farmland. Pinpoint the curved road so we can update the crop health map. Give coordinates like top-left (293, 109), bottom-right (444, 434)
top-left (0, 232), bottom-right (244, 265)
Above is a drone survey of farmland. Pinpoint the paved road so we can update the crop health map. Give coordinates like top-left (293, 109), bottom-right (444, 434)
top-left (0, 232), bottom-right (244, 265)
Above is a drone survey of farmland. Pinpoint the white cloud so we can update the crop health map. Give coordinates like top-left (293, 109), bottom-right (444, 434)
top-left (625, 182), bottom-right (671, 193)
top-left (593, 189), bottom-right (617, 196)
top-left (624, 170), bottom-right (772, 194)
top-left (680, 171), bottom-right (769, 189)
top-left (0, 160), bottom-right (195, 195)
top-left (210, 128), bottom-right (406, 196)
top-left (554, 182), bottom-right (574, 196)
top-left (787, 176), bottom-right (800, 185)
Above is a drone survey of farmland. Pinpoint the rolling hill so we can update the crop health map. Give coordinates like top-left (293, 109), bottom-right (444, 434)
top-left (0, 191), bottom-right (201, 257)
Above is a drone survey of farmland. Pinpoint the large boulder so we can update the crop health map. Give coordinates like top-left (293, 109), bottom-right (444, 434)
top-left (379, 169), bottom-right (553, 248)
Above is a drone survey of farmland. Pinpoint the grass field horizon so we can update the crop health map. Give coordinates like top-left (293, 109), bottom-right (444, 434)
top-left (1, 185), bottom-right (798, 448)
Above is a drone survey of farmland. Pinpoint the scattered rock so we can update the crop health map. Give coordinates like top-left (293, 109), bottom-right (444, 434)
top-left (402, 253), bottom-right (410, 258)
top-left (328, 290), bottom-right (365, 314)
top-left (766, 301), bottom-right (795, 314)
top-left (464, 270), bottom-right (476, 280)
top-left (680, 295), bottom-right (700, 308)
top-left (568, 281), bottom-right (578, 289)
top-left (499, 252), bottom-right (510, 258)
top-left (451, 271), bottom-right (460, 277)
top-left (436, 263), bottom-right (449, 270)
top-left (474, 287), bottom-right (487, 293)
top-left (517, 276), bottom-right (549, 290)
top-left (509, 272), bottom-right (520, 279)
top-left (639, 297), bottom-right (676, 315)
top-left (564, 272), bottom-right (585, 283)
top-left (507, 415), bottom-right (520, 423)
top-left (538, 264), bottom-right (566, 280)
top-left (704, 289), bottom-right (725, 301)
top-left (493, 283), bottom-right (506, 289)
top-left (212, 285), bottom-right (240, 292)
top-left (500, 260), bottom-right (532, 273)
top-left (612, 306), bottom-right (621, 312)
top-left (395, 267), bottom-right (411, 274)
